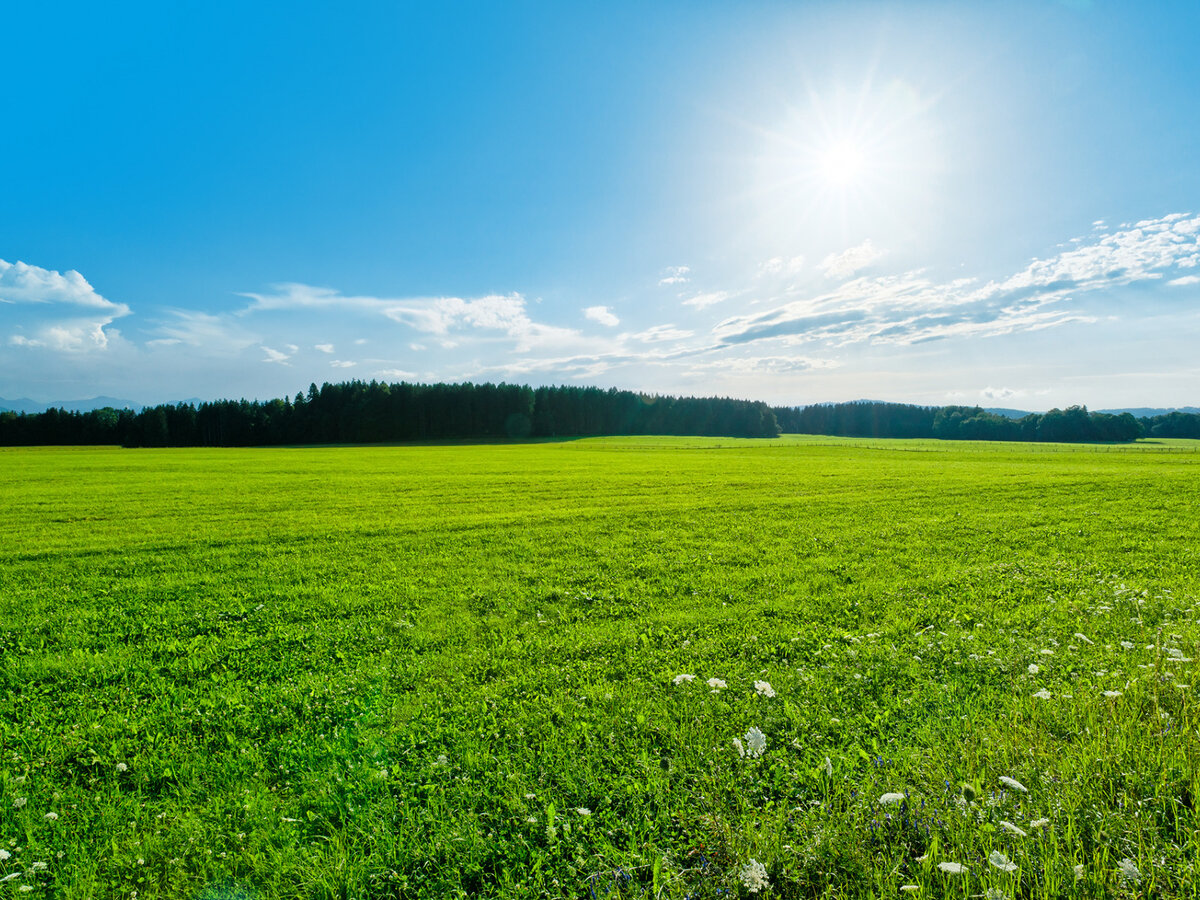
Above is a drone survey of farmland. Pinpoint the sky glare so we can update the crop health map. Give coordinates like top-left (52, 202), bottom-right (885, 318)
top-left (3, 1), bottom-right (1199, 410)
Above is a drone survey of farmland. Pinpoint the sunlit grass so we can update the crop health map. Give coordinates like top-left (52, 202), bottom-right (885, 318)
top-left (1, 438), bottom-right (1197, 897)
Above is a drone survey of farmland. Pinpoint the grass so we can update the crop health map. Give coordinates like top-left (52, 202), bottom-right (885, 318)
top-left (1, 435), bottom-right (1197, 898)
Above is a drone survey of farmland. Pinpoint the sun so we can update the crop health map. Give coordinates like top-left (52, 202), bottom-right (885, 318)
top-left (817, 139), bottom-right (867, 187)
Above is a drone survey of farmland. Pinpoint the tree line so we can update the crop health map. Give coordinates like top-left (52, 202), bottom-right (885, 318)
top-left (0, 381), bottom-right (780, 446)
top-left (771, 401), bottom-right (1198, 442)
top-left (2, 386), bottom-right (1197, 447)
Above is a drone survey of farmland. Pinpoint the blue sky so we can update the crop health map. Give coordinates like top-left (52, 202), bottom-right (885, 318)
top-left (3, 1), bottom-right (1199, 409)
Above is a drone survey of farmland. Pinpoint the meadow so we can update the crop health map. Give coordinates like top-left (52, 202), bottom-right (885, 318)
top-left (0, 436), bottom-right (1197, 899)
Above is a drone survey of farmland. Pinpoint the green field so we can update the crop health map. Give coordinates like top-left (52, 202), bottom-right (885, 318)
top-left (1, 437), bottom-right (1197, 899)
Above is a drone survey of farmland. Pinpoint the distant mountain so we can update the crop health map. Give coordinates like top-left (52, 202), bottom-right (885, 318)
top-left (0, 396), bottom-right (141, 414)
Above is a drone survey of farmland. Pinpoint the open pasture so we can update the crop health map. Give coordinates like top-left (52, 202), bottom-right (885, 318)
top-left (1, 437), bottom-right (1198, 898)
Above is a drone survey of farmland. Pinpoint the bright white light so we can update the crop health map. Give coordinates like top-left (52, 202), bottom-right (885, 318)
top-left (818, 139), bottom-right (867, 187)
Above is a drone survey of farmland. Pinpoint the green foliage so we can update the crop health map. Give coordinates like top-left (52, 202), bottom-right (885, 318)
top-left (1, 436), bottom-right (1198, 897)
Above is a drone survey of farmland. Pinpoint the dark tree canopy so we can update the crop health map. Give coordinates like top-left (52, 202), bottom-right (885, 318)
top-left (2, 388), bottom-right (1188, 447)
top-left (0, 381), bottom-right (780, 446)
top-left (772, 401), bottom-right (1148, 444)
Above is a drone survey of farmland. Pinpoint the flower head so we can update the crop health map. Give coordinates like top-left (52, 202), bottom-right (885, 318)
top-left (739, 859), bottom-right (769, 893)
top-left (1032, 689), bottom-right (1052, 700)
top-left (1074, 632), bottom-right (1094, 645)
top-left (1030, 818), bottom-right (1049, 828)
top-left (754, 680), bottom-right (776, 698)
top-left (879, 792), bottom-right (906, 806)
top-left (1027, 664), bottom-right (1039, 675)
top-left (672, 673), bottom-right (696, 685)
top-left (116, 762), bottom-right (128, 772)
top-left (44, 812), bottom-right (58, 821)
top-left (988, 850), bottom-right (1018, 872)
top-left (1000, 820), bottom-right (1027, 838)
top-left (707, 677), bottom-right (726, 692)
top-left (1117, 859), bottom-right (1141, 885)
top-left (998, 776), bottom-right (1028, 793)
top-left (744, 726), bottom-right (767, 758)
top-left (938, 861), bottom-right (966, 874)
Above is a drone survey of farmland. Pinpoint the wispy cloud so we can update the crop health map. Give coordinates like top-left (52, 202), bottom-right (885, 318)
top-left (330, 360), bottom-right (356, 368)
top-left (682, 290), bottom-right (730, 309)
top-left (315, 343), bottom-right (335, 353)
top-left (818, 239), bottom-right (886, 280)
top-left (630, 324), bottom-right (694, 343)
top-left (241, 284), bottom-right (580, 353)
top-left (659, 265), bottom-right (690, 286)
top-left (1168, 275), bottom-right (1200, 286)
top-left (584, 305), bottom-right (620, 326)
top-left (261, 346), bottom-right (291, 364)
top-left (1, 258), bottom-right (131, 351)
top-left (759, 256), bottom-right (805, 277)
top-left (714, 214), bottom-right (1200, 350)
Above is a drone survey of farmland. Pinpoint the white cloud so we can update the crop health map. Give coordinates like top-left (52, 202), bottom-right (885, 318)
top-left (241, 283), bottom-right (580, 353)
top-left (151, 310), bottom-right (260, 352)
top-left (683, 355), bottom-right (838, 377)
top-left (1, 258), bottom-right (131, 352)
top-left (330, 360), bottom-right (356, 368)
top-left (261, 346), bottom-right (291, 364)
top-left (714, 214), bottom-right (1200, 350)
top-left (375, 368), bottom-right (417, 380)
top-left (759, 256), bottom-right (805, 277)
top-left (631, 324), bottom-right (694, 343)
top-left (315, 343), bottom-right (335, 353)
top-left (818, 239), bottom-right (886, 280)
top-left (584, 305), bottom-right (620, 327)
top-left (659, 265), bottom-right (690, 286)
top-left (682, 290), bottom-right (730, 309)
top-left (1169, 275), bottom-right (1200, 286)
top-left (981, 386), bottom-right (1023, 401)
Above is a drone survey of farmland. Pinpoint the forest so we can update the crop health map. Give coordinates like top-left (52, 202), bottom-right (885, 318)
top-left (1, 381), bottom-right (1196, 446)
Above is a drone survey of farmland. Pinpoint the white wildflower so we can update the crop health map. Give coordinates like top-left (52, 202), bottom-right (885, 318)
top-left (984, 889), bottom-right (1008, 900)
top-left (672, 673), bottom-right (696, 685)
top-left (1, 873), bottom-right (19, 883)
top-left (824, 756), bottom-right (833, 778)
top-left (1120, 641), bottom-right (1134, 649)
top-left (998, 776), bottom-right (1028, 793)
top-left (988, 850), bottom-right (1018, 872)
top-left (116, 762), bottom-right (128, 772)
top-left (1117, 858), bottom-right (1141, 885)
top-left (879, 792), bottom-right (906, 806)
top-left (744, 726), bottom-right (767, 758)
top-left (44, 812), bottom-right (58, 821)
top-left (12, 798), bottom-right (26, 809)
top-left (1000, 820), bottom-right (1027, 837)
top-left (739, 859), bottom-right (769, 893)
top-left (1074, 632), bottom-right (1094, 645)
top-left (435, 754), bottom-right (449, 766)
top-left (19, 886), bottom-right (33, 894)
top-left (938, 861), bottom-right (966, 874)
top-left (281, 817), bottom-right (300, 823)
top-left (1027, 664), bottom-right (1039, 675)
top-left (1102, 690), bottom-right (1122, 698)
top-left (1032, 689), bottom-right (1052, 700)
top-left (732, 738), bottom-right (745, 758)
top-left (1073, 864), bottom-right (1084, 880)
top-left (30, 862), bottom-right (47, 871)
top-left (899, 886), bottom-right (919, 893)
top-left (754, 680), bottom-right (776, 698)
top-left (1030, 818), bottom-right (1049, 828)
top-left (707, 677), bottom-right (726, 692)
top-left (576, 807), bottom-right (591, 816)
